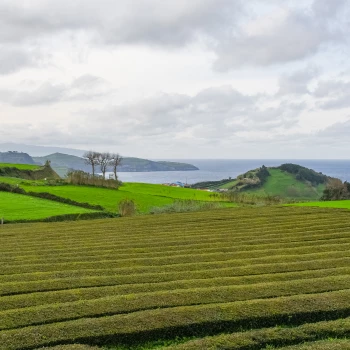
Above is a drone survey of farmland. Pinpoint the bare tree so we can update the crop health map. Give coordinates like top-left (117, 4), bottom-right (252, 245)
top-left (110, 153), bottom-right (122, 180)
top-left (83, 151), bottom-right (100, 176)
top-left (98, 152), bottom-right (111, 178)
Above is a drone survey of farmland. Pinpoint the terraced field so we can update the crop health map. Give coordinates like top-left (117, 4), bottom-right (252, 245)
top-left (1, 206), bottom-right (350, 349)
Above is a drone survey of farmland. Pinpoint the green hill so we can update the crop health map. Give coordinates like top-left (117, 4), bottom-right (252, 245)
top-left (192, 163), bottom-right (333, 201)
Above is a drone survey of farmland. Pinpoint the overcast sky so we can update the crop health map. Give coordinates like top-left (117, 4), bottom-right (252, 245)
top-left (1, 0), bottom-right (350, 158)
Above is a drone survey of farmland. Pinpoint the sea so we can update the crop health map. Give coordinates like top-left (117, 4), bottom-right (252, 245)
top-left (107, 159), bottom-right (350, 185)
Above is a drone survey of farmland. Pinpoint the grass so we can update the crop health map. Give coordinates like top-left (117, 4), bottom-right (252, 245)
top-left (119, 183), bottom-right (222, 201)
top-left (0, 191), bottom-right (97, 221)
top-left (247, 169), bottom-right (325, 200)
top-left (0, 162), bottom-right (40, 170)
top-left (0, 177), bottom-right (232, 214)
top-left (291, 200), bottom-right (350, 209)
top-left (0, 206), bottom-right (350, 349)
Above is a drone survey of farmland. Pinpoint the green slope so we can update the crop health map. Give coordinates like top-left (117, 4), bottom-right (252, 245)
top-left (0, 163), bottom-right (40, 170)
top-left (0, 162), bottom-right (60, 180)
top-left (0, 192), bottom-right (96, 222)
top-left (0, 177), bottom-right (230, 214)
top-left (247, 168), bottom-right (325, 200)
top-left (290, 200), bottom-right (350, 209)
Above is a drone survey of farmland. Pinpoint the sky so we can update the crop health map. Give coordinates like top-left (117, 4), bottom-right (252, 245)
top-left (0, 0), bottom-right (350, 159)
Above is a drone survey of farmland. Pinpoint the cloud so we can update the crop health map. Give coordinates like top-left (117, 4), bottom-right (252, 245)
top-left (0, 46), bottom-right (34, 74)
top-left (0, 0), bottom-right (348, 75)
top-left (0, 75), bottom-right (109, 106)
top-left (313, 79), bottom-right (350, 110)
top-left (81, 86), bottom-right (301, 147)
top-left (213, 0), bottom-right (348, 70)
top-left (0, 0), bottom-right (241, 46)
top-left (278, 66), bottom-right (319, 95)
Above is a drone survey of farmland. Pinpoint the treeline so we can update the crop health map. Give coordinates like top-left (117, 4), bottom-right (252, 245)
top-left (278, 164), bottom-right (328, 186)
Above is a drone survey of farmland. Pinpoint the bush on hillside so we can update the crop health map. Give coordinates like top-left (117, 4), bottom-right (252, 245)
top-left (321, 179), bottom-right (350, 200)
top-left (150, 200), bottom-right (223, 214)
top-left (118, 199), bottom-right (136, 216)
top-left (221, 191), bottom-right (283, 205)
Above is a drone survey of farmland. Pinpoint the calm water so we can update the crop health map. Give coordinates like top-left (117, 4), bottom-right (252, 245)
top-left (109, 159), bottom-right (350, 184)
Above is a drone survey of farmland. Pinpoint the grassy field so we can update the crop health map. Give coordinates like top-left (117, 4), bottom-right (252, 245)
top-left (247, 169), bottom-right (325, 200)
top-left (0, 163), bottom-right (40, 170)
top-left (290, 200), bottom-right (350, 209)
top-left (0, 192), bottom-right (97, 222)
top-left (0, 206), bottom-right (350, 349)
top-left (0, 177), bottom-right (231, 213)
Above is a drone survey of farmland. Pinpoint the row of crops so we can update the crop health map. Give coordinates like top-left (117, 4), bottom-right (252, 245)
top-left (1, 206), bottom-right (350, 349)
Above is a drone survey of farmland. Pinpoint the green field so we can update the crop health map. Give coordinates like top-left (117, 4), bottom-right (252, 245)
top-left (0, 206), bottom-right (350, 349)
top-left (247, 169), bottom-right (325, 200)
top-left (0, 162), bottom-right (40, 170)
top-left (0, 192), bottom-right (97, 222)
top-left (120, 183), bottom-right (221, 201)
top-left (291, 200), bottom-right (350, 209)
top-left (0, 177), bottom-right (230, 213)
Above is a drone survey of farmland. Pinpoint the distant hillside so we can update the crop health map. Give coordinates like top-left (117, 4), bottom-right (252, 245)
top-left (33, 153), bottom-right (199, 176)
top-left (0, 143), bottom-right (85, 157)
top-left (192, 163), bottom-right (335, 200)
top-left (0, 151), bottom-right (35, 165)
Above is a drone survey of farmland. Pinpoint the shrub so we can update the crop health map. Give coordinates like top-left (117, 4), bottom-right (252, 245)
top-left (118, 199), bottom-right (136, 216)
top-left (66, 171), bottom-right (121, 189)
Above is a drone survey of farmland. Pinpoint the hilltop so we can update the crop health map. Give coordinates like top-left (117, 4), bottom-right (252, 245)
top-left (192, 163), bottom-right (334, 200)
top-left (0, 161), bottom-right (60, 180)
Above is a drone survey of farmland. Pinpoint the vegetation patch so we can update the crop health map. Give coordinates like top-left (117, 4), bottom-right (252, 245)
top-left (0, 161), bottom-right (59, 180)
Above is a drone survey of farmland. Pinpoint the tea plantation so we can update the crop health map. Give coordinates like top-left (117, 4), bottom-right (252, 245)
top-left (0, 206), bottom-right (350, 349)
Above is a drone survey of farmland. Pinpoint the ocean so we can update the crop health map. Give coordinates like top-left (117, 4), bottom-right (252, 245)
top-left (110, 159), bottom-right (350, 184)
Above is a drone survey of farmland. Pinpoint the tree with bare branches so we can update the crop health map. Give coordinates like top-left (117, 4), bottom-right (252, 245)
top-left (98, 152), bottom-right (111, 178)
top-left (83, 151), bottom-right (100, 176)
top-left (110, 153), bottom-right (123, 181)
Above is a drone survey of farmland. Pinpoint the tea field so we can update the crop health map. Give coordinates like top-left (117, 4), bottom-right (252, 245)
top-left (0, 206), bottom-right (350, 349)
